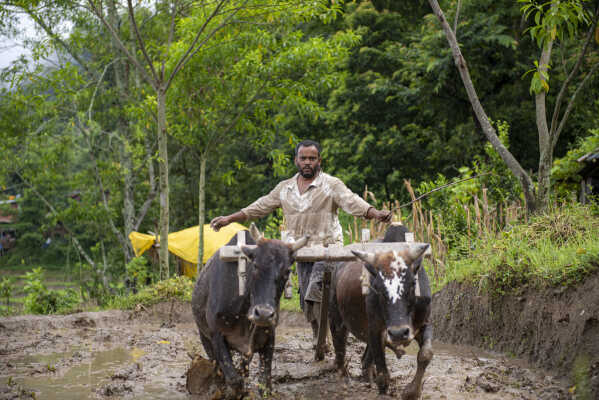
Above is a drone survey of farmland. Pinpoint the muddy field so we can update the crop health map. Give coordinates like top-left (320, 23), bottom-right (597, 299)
top-left (0, 302), bottom-right (571, 400)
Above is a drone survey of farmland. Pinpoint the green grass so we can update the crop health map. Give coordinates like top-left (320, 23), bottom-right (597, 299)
top-left (105, 275), bottom-right (194, 310)
top-left (280, 284), bottom-right (301, 313)
top-left (440, 202), bottom-right (599, 294)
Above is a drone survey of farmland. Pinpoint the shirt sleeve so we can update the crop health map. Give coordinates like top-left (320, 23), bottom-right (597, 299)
top-left (241, 181), bottom-right (284, 219)
top-left (330, 177), bottom-right (372, 217)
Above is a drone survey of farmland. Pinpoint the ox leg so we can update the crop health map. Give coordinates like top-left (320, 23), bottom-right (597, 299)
top-left (402, 325), bottom-right (433, 400)
top-left (200, 332), bottom-right (215, 360)
top-left (361, 345), bottom-right (375, 384)
top-left (211, 333), bottom-right (244, 396)
top-left (370, 333), bottom-right (390, 394)
top-left (328, 296), bottom-right (348, 375)
top-left (258, 333), bottom-right (275, 395)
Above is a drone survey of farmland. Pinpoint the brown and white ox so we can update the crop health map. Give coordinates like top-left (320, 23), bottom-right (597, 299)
top-left (329, 244), bottom-right (432, 399)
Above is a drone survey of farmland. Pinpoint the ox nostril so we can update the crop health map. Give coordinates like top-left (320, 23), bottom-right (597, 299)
top-left (388, 327), bottom-right (410, 341)
top-left (255, 306), bottom-right (275, 320)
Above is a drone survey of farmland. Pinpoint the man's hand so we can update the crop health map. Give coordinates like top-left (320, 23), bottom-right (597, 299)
top-left (367, 208), bottom-right (392, 223)
top-left (210, 216), bottom-right (230, 232)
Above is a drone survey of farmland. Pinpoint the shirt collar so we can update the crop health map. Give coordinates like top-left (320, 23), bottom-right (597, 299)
top-left (287, 171), bottom-right (324, 191)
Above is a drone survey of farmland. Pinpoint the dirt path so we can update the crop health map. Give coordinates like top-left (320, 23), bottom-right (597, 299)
top-left (0, 302), bottom-right (570, 399)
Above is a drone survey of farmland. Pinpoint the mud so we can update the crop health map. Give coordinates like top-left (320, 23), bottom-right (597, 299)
top-left (1, 301), bottom-right (571, 399)
top-left (431, 271), bottom-right (599, 398)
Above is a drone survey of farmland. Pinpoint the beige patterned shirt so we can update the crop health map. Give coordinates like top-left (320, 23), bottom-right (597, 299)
top-left (241, 172), bottom-right (372, 246)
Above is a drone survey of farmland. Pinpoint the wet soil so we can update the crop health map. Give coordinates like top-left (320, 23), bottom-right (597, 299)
top-left (431, 271), bottom-right (599, 399)
top-left (1, 301), bottom-right (572, 400)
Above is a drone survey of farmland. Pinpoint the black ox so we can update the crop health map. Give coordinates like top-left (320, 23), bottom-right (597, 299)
top-left (191, 224), bottom-right (308, 396)
top-left (329, 225), bottom-right (433, 399)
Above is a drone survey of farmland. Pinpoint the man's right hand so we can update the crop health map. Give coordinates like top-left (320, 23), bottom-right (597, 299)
top-left (210, 216), bottom-right (229, 232)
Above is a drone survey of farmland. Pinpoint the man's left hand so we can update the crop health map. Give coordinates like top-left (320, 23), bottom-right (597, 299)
top-left (368, 208), bottom-right (392, 223)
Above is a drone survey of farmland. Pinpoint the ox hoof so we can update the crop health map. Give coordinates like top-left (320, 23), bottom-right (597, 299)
top-left (360, 365), bottom-right (375, 386)
top-left (401, 382), bottom-right (422, 400)
top-left (375, 372), bottom-right (390, 395)
top-left (335, 360), bottom-right (349, 377)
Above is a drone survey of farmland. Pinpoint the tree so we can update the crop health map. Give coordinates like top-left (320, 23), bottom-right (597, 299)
top-left (85, 0), bottom-right (346, 277)
top-left (169, 3), bottom-right (355, 269)
top-left (426, 0), bottom-right (599, 212)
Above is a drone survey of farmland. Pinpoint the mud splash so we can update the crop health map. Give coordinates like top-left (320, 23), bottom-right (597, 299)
top-left (0, 302), bottom-right (570, 399)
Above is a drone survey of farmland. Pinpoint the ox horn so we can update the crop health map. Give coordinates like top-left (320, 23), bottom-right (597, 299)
top-left (351, 250), bottom-right (377, 266)
top-left (248, 223), bottom-right (264, 243)
top-left (407, 243), bottom-right (430, 262)
top-left (288, 235), bottom-right (310, 252)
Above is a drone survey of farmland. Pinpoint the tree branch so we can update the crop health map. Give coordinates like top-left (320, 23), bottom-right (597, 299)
top-left (25, 7), bottom-right (94, 77)
top-left (126, 0), bottom-right (159, 82)
top-left (553, 60), bottom-right (599, 149)
top-left (549, 6), bottom-right (598, 145)
top-left (453, 0), bottom-right (462, 36)
top-left (86, 0), bottom-right (156, 87)
top-left (166, 0), bottom-right (249, 91)
top-left (16, 171), bottom-right (97, 268)
top-left (427, 0), bottom-right (536, 210)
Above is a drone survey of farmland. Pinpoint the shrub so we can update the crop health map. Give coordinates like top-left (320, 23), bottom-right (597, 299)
top-left (106, 275), bottom-right (194, 310)
top-left (22, 267), bottom-right (81, 314)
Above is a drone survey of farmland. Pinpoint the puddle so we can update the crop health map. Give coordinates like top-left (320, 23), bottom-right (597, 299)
top-left (8, 348), bottom-right (133, 399)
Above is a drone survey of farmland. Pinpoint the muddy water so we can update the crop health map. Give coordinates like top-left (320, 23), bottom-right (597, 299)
top-left (0, 306), bottom-right (570, 400)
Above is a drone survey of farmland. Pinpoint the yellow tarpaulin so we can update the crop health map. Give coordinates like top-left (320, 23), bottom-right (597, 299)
top-left (128, 223), bottom-right (246, 276)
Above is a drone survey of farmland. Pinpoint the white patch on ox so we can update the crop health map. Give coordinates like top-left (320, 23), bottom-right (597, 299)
top-left (380, 251), bottom-right (409, 304)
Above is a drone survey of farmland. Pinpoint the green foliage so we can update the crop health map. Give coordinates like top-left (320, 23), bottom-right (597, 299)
top-left (125, 256), bottom-right (153, 287)
top-left (0, 276), bottom-right (15, 314)
top-left (414, 121), bottom-right (521, 247)
top-left (280, 270), bottom-right (301, 312)
top-left (519, 0), bottom-right (592, 94)
top-left (21, 267), bottom-right (81, 314)
top-left (106, 275), bottom-right (193, 310)
top-left (552, 129), bottom-right (599, 198)
top-left (519, 0), bottom-right (590, 48)
top-left (443, 202), bottom-right (599, 293)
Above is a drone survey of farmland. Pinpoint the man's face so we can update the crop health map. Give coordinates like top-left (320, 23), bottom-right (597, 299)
top-left (295, 145), bottom-right (321, 179)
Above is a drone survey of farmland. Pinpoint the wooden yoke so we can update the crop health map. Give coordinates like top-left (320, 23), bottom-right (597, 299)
top-left (237, 230), bottom-right (247, 296)
top-left (220, 241), bottom-right (431, 263)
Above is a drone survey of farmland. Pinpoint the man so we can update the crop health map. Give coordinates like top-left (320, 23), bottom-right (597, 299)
top-left (210, 140), bottom-right (391, 341)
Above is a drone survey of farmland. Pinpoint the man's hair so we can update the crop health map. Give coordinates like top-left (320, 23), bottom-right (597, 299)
top-left (294, 140), bottom-right (322, 157)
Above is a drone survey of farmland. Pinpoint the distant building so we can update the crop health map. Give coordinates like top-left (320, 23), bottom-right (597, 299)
top-left (578, 148), bottom-right (599, 203)
top-left (0, 196), bottom-right (19, 223)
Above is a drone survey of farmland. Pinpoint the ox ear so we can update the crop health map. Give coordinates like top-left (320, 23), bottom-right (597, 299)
top-left (249, 223), bottom-right (264, 243)
top-left (241, 245), bottom-right (256, 260)
top-left (352, 250), bottom-right (377, 268)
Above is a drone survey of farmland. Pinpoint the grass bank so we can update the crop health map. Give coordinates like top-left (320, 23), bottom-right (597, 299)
top-left (437, 202), bottom-right (599, 294)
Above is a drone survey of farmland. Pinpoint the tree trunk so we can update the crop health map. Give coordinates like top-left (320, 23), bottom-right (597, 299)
top-left (535, 40), bottom-right (554, 211)
top-left (197, 155), bottom-right (207, 275)
top-left (157, 87), bottom-right (170, 279)
top-left (427, 0), bottom-right (537, 212)
top-left (122, 140), bottom-right (136, 260)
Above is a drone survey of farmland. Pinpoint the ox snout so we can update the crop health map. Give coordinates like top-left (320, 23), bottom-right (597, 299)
top-left (248, 304), bottom-right (277, 327)
top-left (387, 325), bottom-right (414, 345)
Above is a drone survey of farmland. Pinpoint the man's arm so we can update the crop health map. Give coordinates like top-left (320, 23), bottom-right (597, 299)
top-left (331, 177), bottom-right (392, 223)
top-left (210, 211), bottom-right (247, 232)
top-left (209, 181), bottom-right (284, 232)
